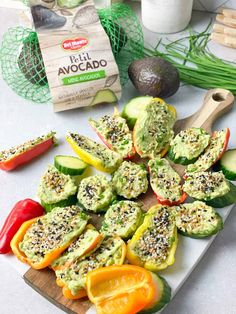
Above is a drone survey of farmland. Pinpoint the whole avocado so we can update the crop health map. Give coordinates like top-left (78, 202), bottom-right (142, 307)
top-left (128, 56), bottom-right (180, 98)
top-left (18, 32), bottom-right (48, 86)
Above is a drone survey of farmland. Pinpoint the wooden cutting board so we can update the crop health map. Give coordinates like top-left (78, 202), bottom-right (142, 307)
top-left (24, 88), bottom-right (235, 314)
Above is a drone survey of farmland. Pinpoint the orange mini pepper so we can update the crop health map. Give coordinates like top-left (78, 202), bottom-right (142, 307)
top-left (56, 237), bottom-right (126, 300)
top-left (55, 276), bottom-right (87, 299)
top-left (10, 209), bottom-right (89, 269)
top-left (51, 224), bottom-right (103, 271)
top-left (10, 217), bottom-right (41, 265)
top-left (86, 265), bottom-right (157, 314)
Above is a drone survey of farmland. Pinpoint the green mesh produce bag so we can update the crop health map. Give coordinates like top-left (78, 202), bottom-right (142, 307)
top-left (0, 27), bottom-right (50, 103)
top-left (0, 3), bottom-right (143, 103)
top-left (98, 3), bottom-right (144, 85)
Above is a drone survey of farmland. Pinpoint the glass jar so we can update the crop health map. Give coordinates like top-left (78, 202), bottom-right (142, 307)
top-left (142, 0), bottom-right (193, 33)
top-left (94, 0), bottom-right (124, 9)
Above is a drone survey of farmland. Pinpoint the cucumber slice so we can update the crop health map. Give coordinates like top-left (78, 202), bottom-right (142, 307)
top-left (121, 96), bottom-right (153, 129)
top-left (41, 194), bottom-right (77, 213)
top-left (168, 128), bottom-right (210, 165)
top-left (168, 148), bottom-right (198, 165)
top-left (54, 155), bottom-right (88, 176)
top-left (174, 201), bottom-right (223, 238)
top-left (140, 274), bottom-right (171, 314)
top-left (100, 201), bottom-right (144, 239)
top-left (206, 181), bottom-right (236, 208)
top-left (216, 149), bottom-right (236, 180)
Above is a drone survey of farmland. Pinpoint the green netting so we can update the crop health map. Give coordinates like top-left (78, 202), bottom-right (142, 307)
top-left (98, 4), bottom-right (144, 85)
top-left (0, 27), bottom-right (50, 103)
top-left (0, 3), bottom-right (143, 103)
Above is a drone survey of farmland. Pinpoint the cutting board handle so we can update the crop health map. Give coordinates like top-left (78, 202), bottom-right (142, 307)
top-left (191, 88), bottom-right (234, 131)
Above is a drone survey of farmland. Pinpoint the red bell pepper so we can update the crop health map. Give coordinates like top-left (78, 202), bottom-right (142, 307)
top-left (0, 131), bottom-right (57, 171)
top-left (184, 128), bottom-right (230, 179)
top-left (0, 199), bottom-right (45, 254)
top-left (214, 128), bottom-right (230, 163)
top-left (148, 159), bottom-right (187, 206)
top-left (154, 191), bottom-right (188, 206)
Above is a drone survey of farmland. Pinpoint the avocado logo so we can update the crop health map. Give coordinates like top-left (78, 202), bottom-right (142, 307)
top-left (62, 38), bottom-right (88, 51)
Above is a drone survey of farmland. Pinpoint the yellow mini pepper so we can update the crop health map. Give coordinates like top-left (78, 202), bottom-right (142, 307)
top-left (126, 204), bottom-right (178, 271)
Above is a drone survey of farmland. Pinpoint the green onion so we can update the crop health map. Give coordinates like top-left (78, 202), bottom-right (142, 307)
top-left (131, 23), bottom-right (236, 95)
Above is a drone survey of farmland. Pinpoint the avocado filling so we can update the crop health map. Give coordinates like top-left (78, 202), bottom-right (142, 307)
top-left (89, 114), bottom-right (134, 158)
top-left (51, 226), bottom-right (102, 269)
top-left (0, 131), bottom-right (56, 162)
top-left (19, 206), bottom-right (89, 264)
top-left (186, 129), bottom-right (227, 173)
top-left (148, 158), bottom-right (183, 202)
top-left (55, 237), bottom-right (125, 295)
top-left (183, 171), bottom-right (230, 200)
top-left (67, 132), bottom-right (122, 170)
top-left (134, 206), bottom-right (175, 266)
top-left (170, 127), bottom-right (210, 160)
top-left (101, 201), bottom-right (143, 238)
top-left (134, 100), bottom-right (176, 158)
top-left (173, 201), bottom-right (223, 237)
top-left (77, 175), bottom-right (115, 212)
top-left (37, 165), bottom-right (77, 205)
top-left (112, 161), bottom-right (148, 199)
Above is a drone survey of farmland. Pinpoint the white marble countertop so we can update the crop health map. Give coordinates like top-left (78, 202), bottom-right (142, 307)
top-left (0, 3), bottom-right (236, 314)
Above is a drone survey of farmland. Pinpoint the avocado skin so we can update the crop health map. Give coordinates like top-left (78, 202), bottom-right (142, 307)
top-left (31, 5), bottom-right (66, 30)
top-left (128, 56), bottom-right (180, 98)
top-left (18, 32), bottom-right (48, 86)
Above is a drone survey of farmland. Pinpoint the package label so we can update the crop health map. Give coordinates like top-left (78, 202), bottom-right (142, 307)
top-left (29, 0), bottom-right (121, 112)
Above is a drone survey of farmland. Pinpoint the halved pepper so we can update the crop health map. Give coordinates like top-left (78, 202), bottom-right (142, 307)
top-left (133, 98), bottom-right (177, 159)
top-left (66, 132), bottom-right (122, 173)
top-left (168, 127), bottom-right (211, 165)
top-left (55, 237), bottom-right (126, 299)
top-left (0, 199), bottom-right (44, 254)
top-left (148, 158), bottom-right (187, 206)
top-left (127, 205), bottom-right (178, 271)
top-left (10, 206), bottom-right (89, 269)
top-left (56, 277), bottom-right (87, 299)
top-left (0, 131), bottom-right (57, 171)
top-left (86, 265), bottom-right (158, 314)
top-left (186, 128), bottom-right (230, 175)
top-left (51, 224), bottom-right (103, 271)
top-left (89, 108), bottom-right (135, 159)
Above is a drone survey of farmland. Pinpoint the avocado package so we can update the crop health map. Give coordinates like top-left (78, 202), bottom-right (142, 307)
top-left (29, 0), bottom-right (121, 112)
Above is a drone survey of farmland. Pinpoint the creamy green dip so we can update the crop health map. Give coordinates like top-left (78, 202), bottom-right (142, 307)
top-left (183, 171), bottom-right (230, 200)
top-left (67, 133), bottom-right (122, 170)
top-left (186, 130), bottom-right (226, 173)
top-left (112, 161), bottom-right (148, 199)
top-left (37, 165), bottom-right (77, 205)
top-left (77, 175), bottom-right (115, 212)
top-left (134, 100), bottom-right (176, 158)
top-left (101, 200), bottom-right (143, 238)
top-left (170, 127), bottom-right (210, 160)
top-left (133, 206), bottom-right (176, 266)
top-left (173, 201), bottom-right (222, 237)
top-left (0, 131), bottom-right (56, 162)
top-left (89, 114), bottom-right (134, 158)
top-left (148, 158), bottom-right (182, 202)
top-left (19, 206), bottom-right (89, 264)
top-left (51, 226), bottom-right (101, 269)
top-left (55, 237), bottom-right (125, 295)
